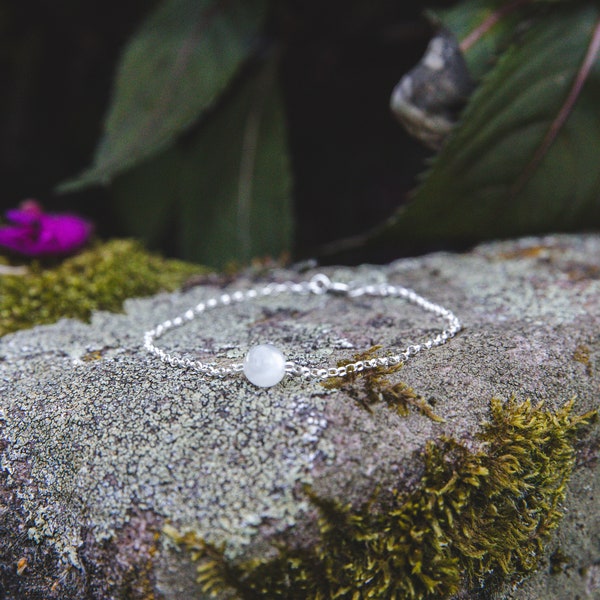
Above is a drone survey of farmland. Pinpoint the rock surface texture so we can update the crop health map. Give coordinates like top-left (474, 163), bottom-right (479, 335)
top-left (0, 234), bottom-right (598, 599)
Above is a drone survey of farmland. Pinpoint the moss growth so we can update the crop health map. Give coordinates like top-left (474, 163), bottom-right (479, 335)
top-left (573, 344), bottom-right (592, 376)
top-left (549, 548), bottom-right (571, 575)
top-left (167, 398), bottom-right (596, 599)
top-left (0, 239), bottom-right (205, 337)
top-left (322, 346), bottom-right (444, 422)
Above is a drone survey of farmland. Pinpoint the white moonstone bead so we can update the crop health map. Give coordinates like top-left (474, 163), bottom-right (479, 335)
top-left (243, 344), bottom-right (286, 387)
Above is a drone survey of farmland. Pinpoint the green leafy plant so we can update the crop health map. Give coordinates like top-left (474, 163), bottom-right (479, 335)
top-left (60, 0), bottom-right (290, 268)
top-left (58, 0), bottom-right (600, 266)
top-left (372, 1), bottom-right (600, 252)
top-left (61, 0), bottom-right (269, 188)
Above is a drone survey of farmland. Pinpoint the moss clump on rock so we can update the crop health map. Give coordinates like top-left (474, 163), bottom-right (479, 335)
top-left (0, 239), bottom-right (204, 337)
top-left (167, 398), bottom-right (596, 599)
top-left (322, 345), bottom-right (444, 422)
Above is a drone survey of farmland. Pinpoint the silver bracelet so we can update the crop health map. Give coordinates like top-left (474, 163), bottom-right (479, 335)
top-left (143, 274), bottom-right (462, 388)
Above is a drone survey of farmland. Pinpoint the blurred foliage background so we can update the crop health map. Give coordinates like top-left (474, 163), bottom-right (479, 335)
top-left (1, 0), bottom-right (599, 268)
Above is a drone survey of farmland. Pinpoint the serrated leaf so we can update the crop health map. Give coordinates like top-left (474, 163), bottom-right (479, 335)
top-left (111, 60), bottom-right (292, 268)
top-left (59, 0), bottom-right (266, 191)
top-left (373, 5), bottom-right (600, 249)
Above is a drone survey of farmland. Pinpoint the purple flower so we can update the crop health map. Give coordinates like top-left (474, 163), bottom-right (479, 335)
top-left (0, 200), bottom-right (92, 257)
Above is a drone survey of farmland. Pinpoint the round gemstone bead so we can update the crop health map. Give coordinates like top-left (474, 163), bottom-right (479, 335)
top-left (243, 344), bottom-right (286, 387)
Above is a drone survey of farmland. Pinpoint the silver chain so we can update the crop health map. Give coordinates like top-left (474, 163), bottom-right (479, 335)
top-left (143, 273), bottom-right (462, 382)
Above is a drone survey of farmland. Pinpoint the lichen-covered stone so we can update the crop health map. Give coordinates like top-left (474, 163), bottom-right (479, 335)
top-left (0, 234), bottom-right (598, 599)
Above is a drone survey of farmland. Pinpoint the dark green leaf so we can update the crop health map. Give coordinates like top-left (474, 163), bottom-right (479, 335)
top-left (112, 60), bottom-right (292, 268)
top-left (432, 0), bottom-right (530, 81)
top-left (390, 0), bottom-right (531, 150)
top-left (60, 0), bottom-right (266, 191)
top-left (110, 146), bottom-right (183, 244)
top-left (373, 5), bottom-right (600, 249)
top-left (178, 61), bottom-right (292, 267)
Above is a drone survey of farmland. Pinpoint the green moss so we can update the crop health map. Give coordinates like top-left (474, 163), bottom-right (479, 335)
top-left (166, 398), bottom-right (596, 599)
top-left (549, 548), bottom-right (571, 575)
top-left (0, 239), bottom-right (205, 337)
top-left (573, 344), bottom-right (592, 376)
top-left (322, 346), bottom-right (444, 422)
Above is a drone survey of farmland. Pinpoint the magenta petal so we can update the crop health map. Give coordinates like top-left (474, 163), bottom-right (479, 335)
top-left (37, 214), bottom-right (93, 254)
top-left (0, 209), bottom-right (92, 256)
top-left (0, 227), bottom-right (31, 245)
top-left (0, 226), bottom-right (39, 256)
top-left (5, 208), bottom-right (41, 227)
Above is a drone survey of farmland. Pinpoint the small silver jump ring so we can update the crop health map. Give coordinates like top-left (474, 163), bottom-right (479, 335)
top-left (308, 274), bottom-right (331, 295)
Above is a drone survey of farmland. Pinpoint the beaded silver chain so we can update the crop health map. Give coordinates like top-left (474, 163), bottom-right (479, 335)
top-left (144, 273), bottom-right (462, 388)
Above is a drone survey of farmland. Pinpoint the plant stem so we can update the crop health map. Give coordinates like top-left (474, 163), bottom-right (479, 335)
top-left (459, 0), bottom-right (530, 52)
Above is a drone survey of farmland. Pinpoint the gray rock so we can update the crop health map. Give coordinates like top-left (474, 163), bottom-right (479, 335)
top-left (0, 234), bottom-right (598, 599)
